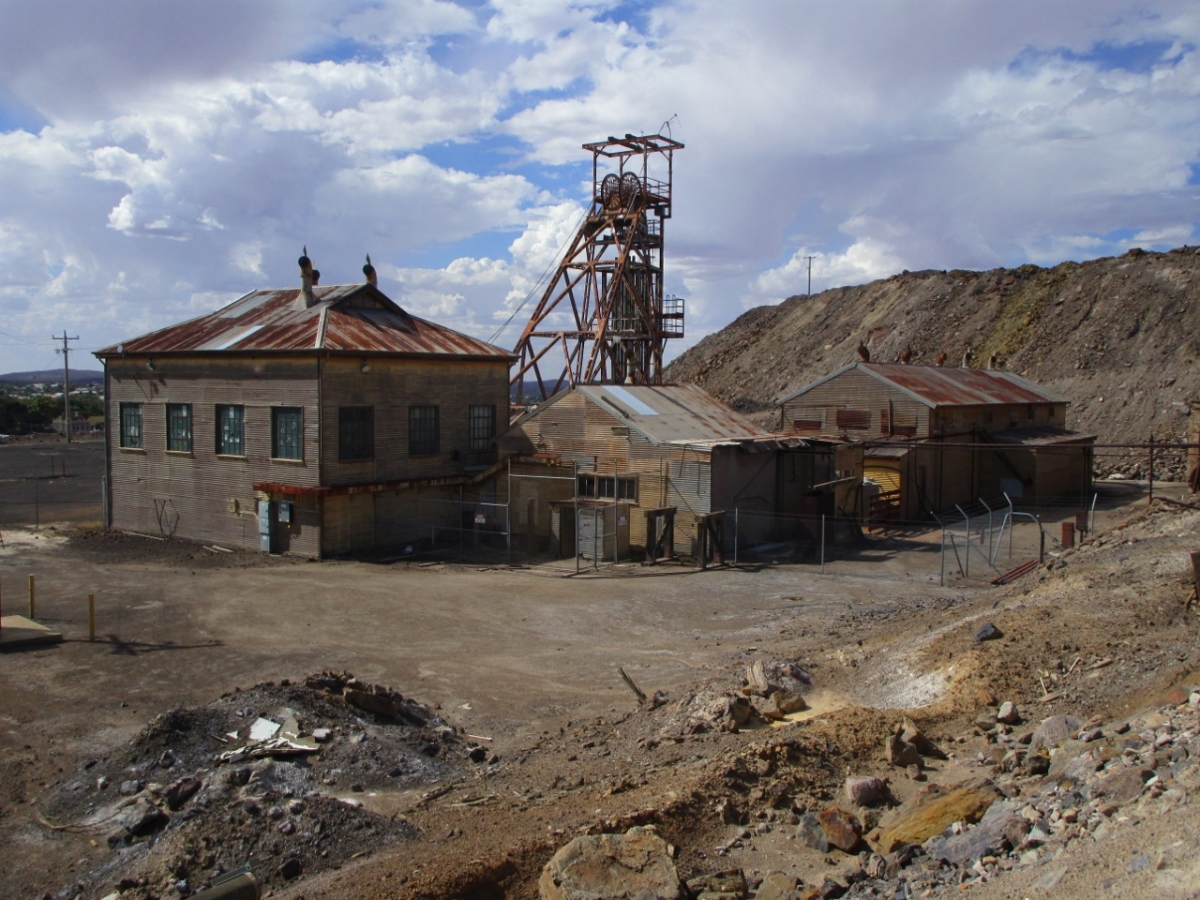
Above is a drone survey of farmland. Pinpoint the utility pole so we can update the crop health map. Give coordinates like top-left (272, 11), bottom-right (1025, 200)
top-left (805, 255), bottom-right (816, 296)
top-left (53, 331), bottom-right (79, 443)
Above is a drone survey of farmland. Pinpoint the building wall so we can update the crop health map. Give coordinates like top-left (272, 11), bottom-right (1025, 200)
top-left (780, 369), bottom-right (930, 437)
top-left (105, 356), bottom-right (321, 555)
top-left (319, 357), bottom-right (509, 485)
top-left (780, 368), bottom-right (1066, 439)
top-left (498, 391), bottom-right (715, 552)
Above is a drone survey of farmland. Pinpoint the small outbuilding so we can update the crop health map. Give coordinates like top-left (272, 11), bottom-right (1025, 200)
top-left (499, 383), bottom-right (856, 560)
top-left (778, 362), bottom-right (1094, 522)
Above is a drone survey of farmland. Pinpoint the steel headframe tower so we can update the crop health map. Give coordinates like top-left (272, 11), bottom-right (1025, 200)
top-left (510, 133), bottom-right (685, 402)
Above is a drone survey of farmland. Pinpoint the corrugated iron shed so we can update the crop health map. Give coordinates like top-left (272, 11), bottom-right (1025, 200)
top-left (778, 362), bottom-right (1067, 408)
top-left (95, 284), bottom-right (511, 360)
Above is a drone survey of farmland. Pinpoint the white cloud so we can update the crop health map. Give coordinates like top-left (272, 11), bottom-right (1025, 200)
top-left (1, 0), bottom-right (1199, 372)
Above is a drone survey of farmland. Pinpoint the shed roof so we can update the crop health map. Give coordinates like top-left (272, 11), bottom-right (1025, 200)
top-left (95, 283), bottom-right (511, 361)
top-left (513, 383), bottom-right (768, 447)
top-left (777, 362), bottom-right (1067, 408)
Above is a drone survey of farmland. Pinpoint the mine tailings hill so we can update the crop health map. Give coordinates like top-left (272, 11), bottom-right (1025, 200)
top-left (665, 246), bottom-right (1200, 473)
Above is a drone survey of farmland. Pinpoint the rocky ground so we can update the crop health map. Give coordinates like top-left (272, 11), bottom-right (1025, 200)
top-left (664, 246), bottom-right (1200, 479)
top-left (8, 497), bottom-right (1200, 900)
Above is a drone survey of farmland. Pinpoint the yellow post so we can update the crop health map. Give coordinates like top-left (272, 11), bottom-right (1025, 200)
top-left (28, 574), bottom-right (35, 619)
top-left (88, 594), bottom-right (95, 642)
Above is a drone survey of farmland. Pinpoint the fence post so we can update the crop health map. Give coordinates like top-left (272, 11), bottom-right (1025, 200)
top-left (733, 507), bottom-right (738, 566)
top-left (820, 514), bottom-right (826, 575)
top-left (940, 526), bottom-right (946, 586)
top-left (1038, 515), bottom-right (1045, 563)
top-left (88, 593), bottom-right (95, 642)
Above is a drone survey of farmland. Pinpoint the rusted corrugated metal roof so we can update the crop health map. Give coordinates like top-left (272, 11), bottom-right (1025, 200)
top-left (778, 362), bottom-right (1067, 408)
top-left (990, 426), bottom-right (1096, 446)
top-left (95, 284), bottom-right (511, 360)
top-left (575, 383), bottom-right (764, 445)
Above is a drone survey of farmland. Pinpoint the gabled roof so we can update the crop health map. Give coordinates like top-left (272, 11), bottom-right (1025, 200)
top-left (777, 362), bottom-right (1067, 408)
top-left (514, 383), bottom-right (768, 447)
top-left (95, 283), bottom-right (511, 361)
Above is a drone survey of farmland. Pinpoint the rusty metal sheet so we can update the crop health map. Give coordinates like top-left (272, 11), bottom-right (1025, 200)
top-left (861, 364), bottom-right (1065, 406)
top-left (96, 284), bottom-right (511, 360)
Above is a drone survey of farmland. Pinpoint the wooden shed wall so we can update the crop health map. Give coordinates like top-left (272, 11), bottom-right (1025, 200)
top-left (105, 357), bottom-right (321, 555)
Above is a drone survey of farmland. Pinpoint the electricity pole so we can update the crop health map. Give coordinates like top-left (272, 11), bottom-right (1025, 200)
top-left (805, 256), bottom-right (816, 296)
top-left (53, 331), bottom-right (79, 443)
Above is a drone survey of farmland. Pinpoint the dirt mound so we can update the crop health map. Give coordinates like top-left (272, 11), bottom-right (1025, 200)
top-left (39, 674), bottom-right (463, 898)
top-left (665, 246), bottom-right (1200, 477)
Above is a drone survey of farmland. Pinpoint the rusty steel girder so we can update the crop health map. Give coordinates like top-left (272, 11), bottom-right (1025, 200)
top-left (510, 134), bottom-right (685, 403)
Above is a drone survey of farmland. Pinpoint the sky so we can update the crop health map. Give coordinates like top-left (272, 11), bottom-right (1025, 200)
top-left (0, 0), bottom-right (1198, 374)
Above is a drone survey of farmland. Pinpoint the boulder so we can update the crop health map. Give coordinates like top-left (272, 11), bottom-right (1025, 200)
top-left (123, 798), bottom-right (170, 837)
top-left (817, 807), bottom-right (862, 852)
top-left (686, 869), bottom-right (746, 900)
top-left (540, 826), bottom-right (683, 900)
top-left (974, 622), bottom-right (1003, 642)
top-left (164, 776), bottom-right (202, 811)
top-left (844, 776), bottom-right (887, 807)
top-left (797, 813), bottom-right (829, 852)
top-left (773, 691), bottom-right (808, 715)
top-left (1029, 715), bottom-right (1084, 754)
top-left (997, 701), bottom-right (1020, 725)
top-left (924, 800), bottom-right (1023, 865)
top-left (900, 718), bottom-right (947, 759)
top-left (875, 781), bottom-right (999, 854)
top-left (753, 872), bottom-right (800, 900)
top-left (885, 731), bottom-right (921, 768)
top-left (799, 877), bottom-right (846, 900)
top-left (1090, 768), bottom-right (1153, 805)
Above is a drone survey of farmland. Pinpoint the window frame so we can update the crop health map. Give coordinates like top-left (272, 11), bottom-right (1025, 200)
top-left (468, 404), bottom-right (496, 451)
top-left (166, 403), bottom-right (193, 452)
top-left (408, 405), bottom-right (439, 457)
top-left (577, 473), bottom-right (638, 503)
top-left (119, 402), bottom-right (143, 449)
top-left (271, 406), bottom-right (304, 461)
top-left (215, 404), bottom-right (245, 456)
top-left (338, 406), bottom-right (375, 462)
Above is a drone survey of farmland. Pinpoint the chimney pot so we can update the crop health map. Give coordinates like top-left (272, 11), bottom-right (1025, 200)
top-left (363, 254), bottom-right (377, 287)
top-left (297, 248), bottom-right (316, 309)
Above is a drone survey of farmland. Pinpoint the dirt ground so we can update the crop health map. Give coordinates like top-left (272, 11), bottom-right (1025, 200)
top-left (5, 483), bottom-right (1200, 899)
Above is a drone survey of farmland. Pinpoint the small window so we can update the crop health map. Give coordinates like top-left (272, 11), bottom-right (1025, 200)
top-left (339, 406), bottom-right (374, 461)
top-left (272, 407), bottom-right (303, 460)
top-left (469, 405), bottom-right (495, 451)
top-left (597, 476), bottom-right (616, 498)
top-left (835, 408), bottom-right (871, 430)
top-left (408, 406), bottom-right (439, 456)
top-left (119, 402), bottom-right (143, 448)
top-left (577, 474), bottom-right (596, 497)
top-left (216, 405), bottom-right (244, 455)
top-left (167, 403), bottom-right (192, 452)
top-left (617, 476), bottom-right (638, 501)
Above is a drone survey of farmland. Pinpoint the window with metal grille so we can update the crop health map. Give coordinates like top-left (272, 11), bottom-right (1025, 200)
top-left (216, 405), bottom-right (244, 455)
top-left (339, 406), bottom-right (374, 461)
top-left (577, 475), bottom-right (596, 497)
top-left (272, 407), bottom-right (303, 460)
top-left (119, 402), bottom-right (142, 449)
top-left (408, 406), bottom-right (439, 456)
top-left (577, 474), bottom-right (637, 502)
top-left (468, 404), bottom-right (495, 451)
top-left (167, 403), bottom-right (192, 452)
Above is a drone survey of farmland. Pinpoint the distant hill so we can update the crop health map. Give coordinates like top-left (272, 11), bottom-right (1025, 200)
top-left (663, 245), bottom-right (1200, 477)
top-left (0, 369), bottom-right (104, 386)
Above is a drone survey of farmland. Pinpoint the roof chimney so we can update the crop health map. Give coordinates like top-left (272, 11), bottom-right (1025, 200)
top-left (363, 254), bottom-right (377, 287)
top-left (296, 247), bottom-right (316, 309)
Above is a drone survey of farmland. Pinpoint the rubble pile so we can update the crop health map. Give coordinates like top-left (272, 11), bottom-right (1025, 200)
top-left (41, 674), bottom-right (461, 899)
